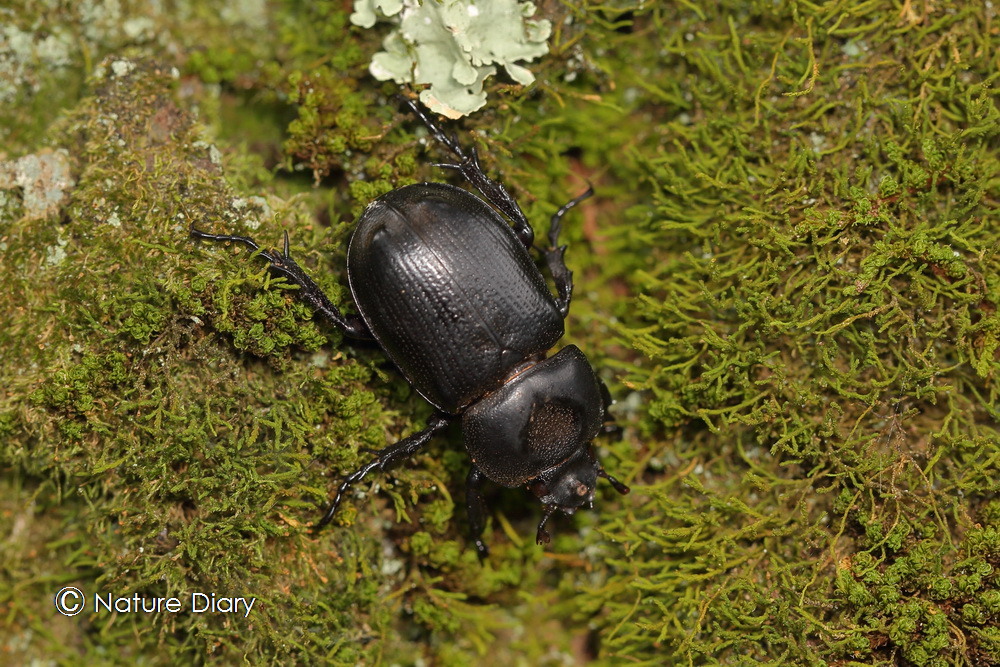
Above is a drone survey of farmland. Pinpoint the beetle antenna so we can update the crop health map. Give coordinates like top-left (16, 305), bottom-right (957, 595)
top-left (597, 467), bottom-right (631, 496)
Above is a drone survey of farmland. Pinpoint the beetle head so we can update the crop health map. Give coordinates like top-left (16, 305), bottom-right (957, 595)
top-left (528, 448), bottom-right (630, 546)
top-left (529, 449), bottom-right (597, 511)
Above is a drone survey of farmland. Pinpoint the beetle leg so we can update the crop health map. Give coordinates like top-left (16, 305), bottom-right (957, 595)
top-left (595, 381), bottom-right (630, 493)
top-left (598, 379), bottom-right (623, 438)
top-left (543, 186), bottom-right (593, 318)
top-left (465, 467), bottom-right (490, 560)
top-left (315, 414), bottom-right (451, 530)
top-left (190, 227), bottom-right (372, 339)
top-left (402, 97), bottom-right (536, 249)
top-left (535, 505), bottom-right (557, 546)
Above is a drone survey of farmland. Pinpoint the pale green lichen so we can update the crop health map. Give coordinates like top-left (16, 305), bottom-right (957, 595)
top-left (352, 0), bottom-right (551, 118)
top-left (0, 23), bottom-right (75, 104)
top-left (0, 149), bottom-right (75, 220)
top-left (44, 232), bottom-right (69, 266)
top-left (351, 0), bottom-right (404, 28)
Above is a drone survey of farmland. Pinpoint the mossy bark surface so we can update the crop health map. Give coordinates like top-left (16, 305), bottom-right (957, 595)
top-left (1, 1), bottom-right (998, 665)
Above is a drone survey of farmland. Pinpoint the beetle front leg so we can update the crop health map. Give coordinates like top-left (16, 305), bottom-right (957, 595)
top-left (543, 187), bottom-right (593, 318)
top-left (465, 467), bottom-right (490, 560)
top-left (315, 414), bottom-right (451, 529)
top-left (598, 378), bottom-right (622, 438)
top-left (191, 227), bottom-right (372, 339)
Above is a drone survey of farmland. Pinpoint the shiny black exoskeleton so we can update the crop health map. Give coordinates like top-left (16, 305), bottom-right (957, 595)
top-left (191, 99), bottom-right (629, 558)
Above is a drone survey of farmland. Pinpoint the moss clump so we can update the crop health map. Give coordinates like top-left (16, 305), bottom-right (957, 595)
top-left (577, 1), bottom-right (999, 664)
top-left (835, 504), bottom-right (1000, 665)
top-left (1, 56), bottom-right (390, 662)
top-left (282, 67), bottom-right (390, 183)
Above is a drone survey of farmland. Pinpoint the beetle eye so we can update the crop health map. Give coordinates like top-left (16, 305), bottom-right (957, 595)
top-left (575, 482), bottom-right (588, 496)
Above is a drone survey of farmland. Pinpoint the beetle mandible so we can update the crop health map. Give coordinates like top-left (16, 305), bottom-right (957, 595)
top-left (191, 99), bottom-right (629, 558)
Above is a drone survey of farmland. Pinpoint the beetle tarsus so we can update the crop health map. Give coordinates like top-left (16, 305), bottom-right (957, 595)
top-left (548, 185), bottom-right (594, 249)
top-left (190, 226), bottom-right (373, 339)
top-left (545, 186), bottom-right (593, 317)
top-left (315, 414), bottom-right (451, 530)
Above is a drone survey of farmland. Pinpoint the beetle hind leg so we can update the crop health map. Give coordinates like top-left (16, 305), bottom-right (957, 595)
top-left (402, 97), bottom-right (536, 249)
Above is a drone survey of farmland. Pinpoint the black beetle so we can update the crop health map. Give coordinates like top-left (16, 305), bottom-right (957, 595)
top-left (191, 99), bottom-right (629, 558)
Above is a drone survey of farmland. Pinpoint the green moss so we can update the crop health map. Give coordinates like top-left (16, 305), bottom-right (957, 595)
top-left (1, 50), bottom-right (393, 662)
top-left (283, 66), bottom-right (386, 182)
top-left (833, 503), bottom-right (1000, 665)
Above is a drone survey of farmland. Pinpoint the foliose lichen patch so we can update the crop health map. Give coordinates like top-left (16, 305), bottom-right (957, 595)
top-left (352, 0), bottom-right (551, 117)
